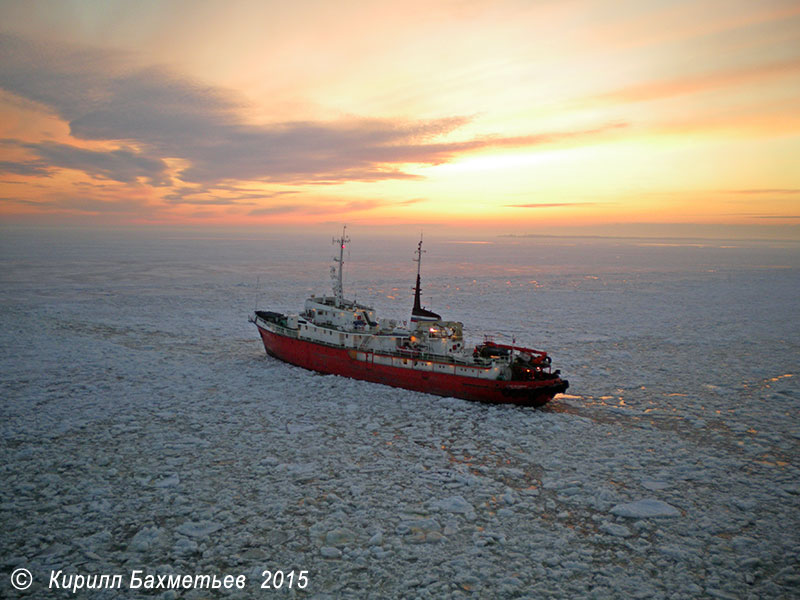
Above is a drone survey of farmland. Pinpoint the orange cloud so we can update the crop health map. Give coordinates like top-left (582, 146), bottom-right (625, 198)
top-left (726, 189), bottom-right (800, 195)
top-left (592, 59), bottom-right (800, 104)
top-left (504, 202), bottom-right (598, 208)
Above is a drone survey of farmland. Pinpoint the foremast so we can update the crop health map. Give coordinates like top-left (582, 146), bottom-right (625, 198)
top-left (330, 226), bottom-right (350, 308)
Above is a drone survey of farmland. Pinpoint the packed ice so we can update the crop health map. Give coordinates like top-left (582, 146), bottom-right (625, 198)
top-left (1, 229), bottom-right (799, 598)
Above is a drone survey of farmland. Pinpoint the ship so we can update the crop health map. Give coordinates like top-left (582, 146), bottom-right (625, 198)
top-left (251, 229), bottom-right (569, 407)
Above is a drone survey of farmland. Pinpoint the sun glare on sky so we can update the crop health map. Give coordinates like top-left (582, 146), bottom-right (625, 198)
top-left (0, 0), bottom-right (798, 238)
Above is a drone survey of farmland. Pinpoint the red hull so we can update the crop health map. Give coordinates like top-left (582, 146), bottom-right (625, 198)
top-left (256, 325), bottom-right (567, 407)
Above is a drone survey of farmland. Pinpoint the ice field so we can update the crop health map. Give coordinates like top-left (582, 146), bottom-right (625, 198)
top-left (1, 228), bottom-right (799, 598)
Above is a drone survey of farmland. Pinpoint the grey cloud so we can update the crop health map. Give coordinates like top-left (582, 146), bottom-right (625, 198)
top-left (248, 204), bottom-right (305, 216)
top-left (248, 197), bottom-right (396, 216)
top-left (0, 33), bottom-right (470, 184)
top-left (165, 197), bottom-right (251, 206)
top-left (0, 160), bottom-right (50, 176)
top-left (36, 194), bottom-right (151, 214)
top-left (163, 186), bottom-right (299, 205)
top-left (0, 196), bottom-right (47, 206)
top-left (0, 32), bottom-right (625, 187)
top-left (20, 141), bottom-right (170, 185)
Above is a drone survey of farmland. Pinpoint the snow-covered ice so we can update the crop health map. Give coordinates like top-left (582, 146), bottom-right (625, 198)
top-left (1, 229), bottom-right (799, 598)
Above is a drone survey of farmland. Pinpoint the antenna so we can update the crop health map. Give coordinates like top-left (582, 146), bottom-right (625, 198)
top-left (413, 233), bottom-right (425, 279)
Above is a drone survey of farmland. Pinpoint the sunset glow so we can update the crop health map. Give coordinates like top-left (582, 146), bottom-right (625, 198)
top-left (1, 0), bottom-right (798, 237)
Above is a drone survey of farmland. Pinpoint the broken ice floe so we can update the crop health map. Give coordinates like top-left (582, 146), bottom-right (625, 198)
top-left (610, 499), bottom-right (681, 518)
top-left (3, 232), bottom-right (799, 600)
top-left (175, 520), bottom-right (223, 539)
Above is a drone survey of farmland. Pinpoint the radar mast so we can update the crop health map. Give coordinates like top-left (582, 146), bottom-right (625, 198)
top-left (331, 226), bottom-right (350, 307)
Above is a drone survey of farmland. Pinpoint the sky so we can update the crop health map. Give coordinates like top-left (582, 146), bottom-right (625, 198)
top-left (0, 0), bottom-right (799, 238)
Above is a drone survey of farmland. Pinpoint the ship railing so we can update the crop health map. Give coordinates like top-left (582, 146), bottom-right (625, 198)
top-left (255, 315), bottom-right (298, 338)
top-left (360, 346), bottom-right (543, 371)
top-left (257, 315), bottom-right (552, 371)
top-left (482, 340), bottom-right (548, 359)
